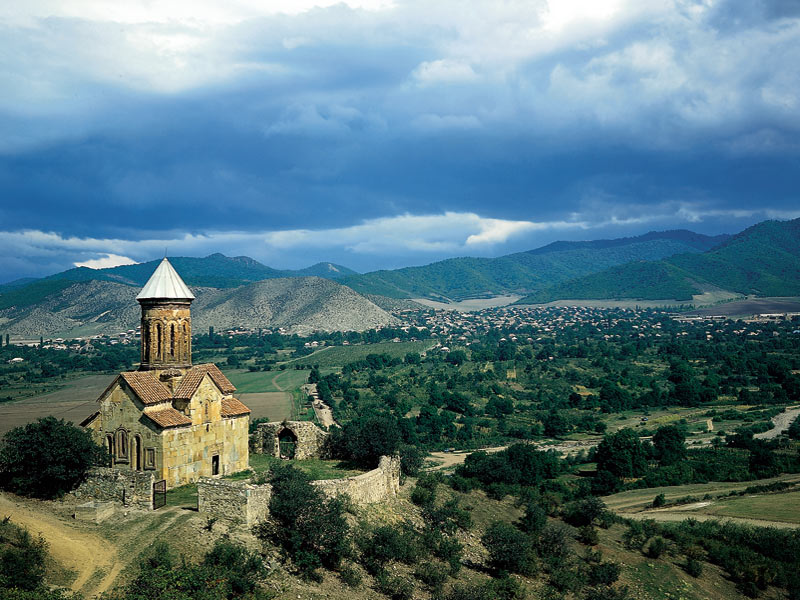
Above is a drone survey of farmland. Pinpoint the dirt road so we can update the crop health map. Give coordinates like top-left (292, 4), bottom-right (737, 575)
top-left (426, 439), bottom-right (600, 471)
top-left (0, 492), bottom-right (121, 596)
top-left (754, 406), bottom-right (800, 439)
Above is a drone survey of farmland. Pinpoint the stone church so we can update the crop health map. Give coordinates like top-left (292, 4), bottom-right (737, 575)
top-left (82, 258), bottom-right (250, 488)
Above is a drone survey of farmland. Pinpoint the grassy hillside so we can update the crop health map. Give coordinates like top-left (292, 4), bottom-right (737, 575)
top-left (518, 218), bottom-right (800, 304)
top-left (342, 231), bottom-right (724, 300)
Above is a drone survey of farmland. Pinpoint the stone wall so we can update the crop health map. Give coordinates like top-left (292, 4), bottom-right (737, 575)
top-left (70, 467), bottom-right (154, 510)
top-left (252, 421), bottom-right (328, 459)
top-left (312, 455), bottom-right (401, 504)
top-left (197, 478), bottom-right (271, 526)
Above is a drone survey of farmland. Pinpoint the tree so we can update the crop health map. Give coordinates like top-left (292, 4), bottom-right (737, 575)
top-left (481, 521), bottom-right (536, 575)
top-left (0, 520), bottom-right (48, 591)
top-left (258, 464), bottom-right (350, 578)
top-left (594, 429), bottom-right (648, 479)
top-left (652, 424), bottom-right (686, 466)
top-left (0, 417), bottom-right (107, 499)
top-left (327, 412), bottom-right (400, 468)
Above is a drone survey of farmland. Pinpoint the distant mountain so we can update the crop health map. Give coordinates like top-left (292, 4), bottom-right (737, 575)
top-left (0, 254), bottom-right (359, 311)
top-left (0, 277), bottom-right (395, 338)
top-left (340, 230), bottom-right (728, 300)
top-left (517, 219), bottom-right (800, 304)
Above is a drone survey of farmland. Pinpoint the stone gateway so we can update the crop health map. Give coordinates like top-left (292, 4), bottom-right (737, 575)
top-left (82, 258), bottom-right (250, 489)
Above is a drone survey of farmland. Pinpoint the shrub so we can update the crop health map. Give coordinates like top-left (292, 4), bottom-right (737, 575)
top-left (414, 561), bottom-right (448, 594)
top-left (588, 562), bottom-right (621, 586)
top-left (519, 502), bottom-right (547, 535)
top-left (482, 521), bottom-right (536, 576)
top-left (0, 417), bottom-right (107, 499)
top-left (563, 497), bottom-right (607, 527)
top-left (549, 561), bottom-right (586, 592)
top-left (0, 520), bottom-right (48, 591)
top-left (339, 562), bottom-right (362, 588)
top-left (257, 464), bottom-right (350, 578)
top-left (684, 557), bottom-right (703, 578)
top-left (538, 522), bottom-right (573, 560)
top-left (646, 536), bottom-right (668, 559)
top-left (578, 526), bottom-right (599, 546)
top-left (357, 524), bottom-right (419, 574)
top-left (375, 571), bottom-right (414, 600)
top-left (652, 493), bottom-right (666, 508)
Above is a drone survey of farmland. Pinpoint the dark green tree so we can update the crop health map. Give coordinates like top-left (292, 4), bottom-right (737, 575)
top-left (652, 424), bottom-right (687, 466)
top-left (594, 429), bottom-right (648, 479)
top-left (0, 417), bottom-right (107, 499)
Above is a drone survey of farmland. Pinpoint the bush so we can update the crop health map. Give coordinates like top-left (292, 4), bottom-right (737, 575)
top-left (538, 522), bottom-right (573, 560)
top-left (519, 502), bottom-right (547, 535)
top-left (0, 417), bottom-right (107, 499)
top-left (652, 493), bottom-right (666, 508)
top-left (357, 524), bottom-right (419, 574)
top-left (482, 521), bottom-right (537, 576)
top-left (375, 571), bottom-right (414, 600)
top-left (578, 526), bottom-right (599, 546)
top-left (414, 561), bottom-right (448, 593)
top-left (0, 520), bottom-right (48, 591)
top-left (684, 557), bottom-right (703, 577)
top-left (645, 536), bottom-right (668, 559)
top-left (338, 562), bottom-right (362, 588)
top-left (588, 562), bottom-right (621, 586)
top-left (257, 464), bottom-right (350, 578)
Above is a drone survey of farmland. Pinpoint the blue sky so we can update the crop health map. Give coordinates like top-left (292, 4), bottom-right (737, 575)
top-left (1, 0), bottom-right (799, 282)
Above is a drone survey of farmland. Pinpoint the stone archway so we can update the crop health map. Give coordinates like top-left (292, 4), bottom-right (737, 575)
top-left (278, 428), bottom-right (298, 459)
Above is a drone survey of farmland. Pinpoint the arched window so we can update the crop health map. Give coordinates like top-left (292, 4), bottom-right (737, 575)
top-left (117, 429), bottom-right (128, 459)
top-left (155, 323), bottom-right (162, 359)
top-left (106, 435), bottom-right (115, 464)
top-left (170, 324), bottom-right (175, 357)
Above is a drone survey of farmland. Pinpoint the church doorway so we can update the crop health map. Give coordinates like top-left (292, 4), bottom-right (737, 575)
top-left (278, 428), bottom-right (298, 459)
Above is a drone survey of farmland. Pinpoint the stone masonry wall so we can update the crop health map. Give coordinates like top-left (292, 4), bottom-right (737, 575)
top-left (197, 478), bottom-right (271, 526)
top-left (312, 455), bottom-right (401, 504)
top-left (252, 421), bottom-right (328, 459)
top-left (70, 467), bottom-right (154, 510)
top-left (195, 455), bottom-right (400, 525)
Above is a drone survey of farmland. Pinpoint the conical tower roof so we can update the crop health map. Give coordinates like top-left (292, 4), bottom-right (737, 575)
top-left (136, 258), bottom-right (195, 301)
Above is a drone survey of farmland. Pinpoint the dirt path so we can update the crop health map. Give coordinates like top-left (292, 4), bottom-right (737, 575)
top-left (426, 439), bottom-right (600, 471)
top-left (625, 510), bottom-right (800, 530)
top-left (0, 492), bottom-right (121, 596)
top-left (754, 406), bottom-right (800, 439)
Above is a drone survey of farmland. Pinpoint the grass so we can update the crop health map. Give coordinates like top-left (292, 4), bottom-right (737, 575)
top-left (291, 340), bottom-right (435, 368)
top-left (248, 454), bottom-right (365, 480)
top-left (165, 484), bottom-right (197, 509)
top-left (603, 473), bottom-right (800, 512)
top-left (698, 490), bottom-right (800, 524)
top-left (224, 368), bottom-right (311, 393)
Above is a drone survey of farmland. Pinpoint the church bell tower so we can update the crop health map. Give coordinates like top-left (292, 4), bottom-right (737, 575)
top-left (136, 258), bottom-right (194, 371)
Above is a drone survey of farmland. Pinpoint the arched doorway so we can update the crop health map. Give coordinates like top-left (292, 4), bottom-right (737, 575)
top-left (278, 428), bottom-right (298, 459)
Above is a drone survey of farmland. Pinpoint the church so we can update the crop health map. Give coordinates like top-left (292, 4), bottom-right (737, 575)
top-left (82, 258), bottom-right (250, 488)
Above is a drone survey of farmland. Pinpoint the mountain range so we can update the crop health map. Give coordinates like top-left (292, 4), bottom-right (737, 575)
top-left (517, 219), bottom-right (800, 304)
top-left (2, 219), bottom-right (800, 337)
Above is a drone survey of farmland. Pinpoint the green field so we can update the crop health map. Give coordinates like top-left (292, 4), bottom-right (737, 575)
top-left (291, 340), bottom-right (435, 368)
top-left (604, 473), bottom-right (800, 512)
top-left (700, 490), bottom-right (800, 524)
top-left (223, 368), bottom-right (311, 393)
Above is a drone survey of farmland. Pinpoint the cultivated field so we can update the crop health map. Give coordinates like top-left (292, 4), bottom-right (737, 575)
top-left (292, 340), bottom-right (436, 368)
top-left (684, 296), bottom-right (800, 318)
top-left (0, 373), bottom-right (112, 438)
top-left (412, 295), bottom-right (522, 311)
top-left (237, 392), bottom-right (293, 422)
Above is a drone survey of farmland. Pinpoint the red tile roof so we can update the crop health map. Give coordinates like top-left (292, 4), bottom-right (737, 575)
top-left (173, 363), bottom-right (236, 400)
top-left (120, 372), bottom-right (172, 405)
top-left (145, 407), bottom-right (192, 428)
top-left (220, 396), bottom-right (251, 418)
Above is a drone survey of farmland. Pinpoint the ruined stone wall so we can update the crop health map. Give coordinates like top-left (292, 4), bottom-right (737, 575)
top-left (312, 455), bottom-right (401, 504)
top-left (197, 478), bottom-right (271, 526)
top-left (252, 421), bottom-right (328, 459)
top-left (70, 467), bottom-right (154, 510)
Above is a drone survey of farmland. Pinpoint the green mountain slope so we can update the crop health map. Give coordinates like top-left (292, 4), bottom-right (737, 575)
top-left (518, 218), bottom-right (800, 304)
top-left (341, 231), bottom-right (727, 300)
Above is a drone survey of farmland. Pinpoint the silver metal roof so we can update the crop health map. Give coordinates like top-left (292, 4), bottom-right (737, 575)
top-left (136, 258), bottom-right (195, 301)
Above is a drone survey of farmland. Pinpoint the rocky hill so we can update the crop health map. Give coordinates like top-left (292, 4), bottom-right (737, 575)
top-left (0, 277), bottom-right (395, 338)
